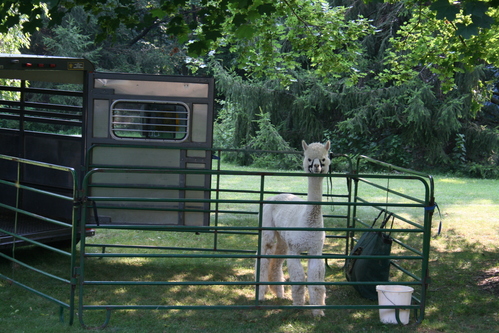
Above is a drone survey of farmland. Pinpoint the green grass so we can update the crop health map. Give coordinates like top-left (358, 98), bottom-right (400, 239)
top-left (1, 167), bottom-right (498, 332)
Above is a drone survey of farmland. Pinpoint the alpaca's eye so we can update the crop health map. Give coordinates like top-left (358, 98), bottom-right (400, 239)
top-left (322, 159), bottom-right (325, 162)
top-left (308, 158), bottom-right (312, 162)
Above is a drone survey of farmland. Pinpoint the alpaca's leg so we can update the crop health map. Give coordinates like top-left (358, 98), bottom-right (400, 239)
top-left (256, 257), bottom-right (269, 300)
top-left (268, 235), bottom-right (286, 298)
top-left (256, 230), bottom-right (276, 300)
top-left (307, 258), bottom-right (326, 317)
top-left (287, 257), bottom-right (306, 306)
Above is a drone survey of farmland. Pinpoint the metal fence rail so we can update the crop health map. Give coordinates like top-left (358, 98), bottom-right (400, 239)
top-left (0, 149), bottom-right (435, 328)
top-left (0, 154), bottom-right (80, 324)
top-left (73, 149), bottom-right (434, 328)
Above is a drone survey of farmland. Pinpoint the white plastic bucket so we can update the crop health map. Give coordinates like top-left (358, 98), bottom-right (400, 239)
top-left (376, 285), bottom-right (414, 325)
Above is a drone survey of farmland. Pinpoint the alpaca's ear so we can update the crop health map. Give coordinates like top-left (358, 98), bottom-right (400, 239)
top-left (324, 140), bottom-right (331, 151)
top-left (302, 140), bottom-right (308, 151)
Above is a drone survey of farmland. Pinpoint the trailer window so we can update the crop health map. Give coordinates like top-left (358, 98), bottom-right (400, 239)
top-left (111, 100), bottom-right (188, 141)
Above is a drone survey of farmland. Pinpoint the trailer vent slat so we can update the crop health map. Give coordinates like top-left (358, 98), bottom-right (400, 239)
top-left (111, 100), bottom-right (189, 141)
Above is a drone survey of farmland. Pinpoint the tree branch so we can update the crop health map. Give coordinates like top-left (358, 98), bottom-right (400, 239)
top-left (128, 18), bottom-right (166, 47)
top-left (281, 0), bottom-right (316, 32)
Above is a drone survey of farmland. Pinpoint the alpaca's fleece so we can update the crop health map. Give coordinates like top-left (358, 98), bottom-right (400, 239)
top-left (256, 140), bottom-right (330, 317)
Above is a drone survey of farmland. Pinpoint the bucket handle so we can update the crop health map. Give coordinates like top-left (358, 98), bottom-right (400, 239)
top-left (395, 308), bottom-right (403, 325)
top-left (381, 290), bottom-right (412, 325)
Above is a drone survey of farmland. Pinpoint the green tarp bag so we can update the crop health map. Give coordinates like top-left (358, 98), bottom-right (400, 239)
top-left (345, 210), bottom-right (394, 300)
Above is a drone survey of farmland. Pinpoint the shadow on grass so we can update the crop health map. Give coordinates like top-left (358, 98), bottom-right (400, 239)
top-left (75, 230), bottom-right (499, 332)
top-left (1, 225), bottom-right (498, 332)
top-left (418, 228), bottom-right (499, 332)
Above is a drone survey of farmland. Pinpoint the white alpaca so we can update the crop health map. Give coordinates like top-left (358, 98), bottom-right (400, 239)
top-left (256, 140), bottom-right (330, 317)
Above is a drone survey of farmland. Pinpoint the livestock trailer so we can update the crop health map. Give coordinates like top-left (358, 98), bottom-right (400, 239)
top-left (0, 54), bottom-right (215, 249)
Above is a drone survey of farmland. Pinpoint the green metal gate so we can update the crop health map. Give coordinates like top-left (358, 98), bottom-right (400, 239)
top-left (72, 148), bottom-right (435, 328)
top-left (0, 154), bottom-right (81, 324)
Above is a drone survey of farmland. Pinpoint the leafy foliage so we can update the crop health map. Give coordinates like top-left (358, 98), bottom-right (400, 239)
top-left (217, 1), bottom-right (374, 86)
top-left (1, 0), bottom-right (498, 176)
top-left (247, 109), bottom-right (301, 170)
top-left (0, 7), bottom-right (30, 100)
top-left (451, 133), bottom-right (467, 170)
top-left (430, 0), bottom-right (495, 35)
top-left (2, 0), bottom-right (499, 89)
top-left (213, 100), bottom-right (300, 169)
top-left (213, 101), bottom-right (235, 149)
top-left (381, 1), bottom-right (499, 96)
top-left (42, 15), bottom-right (101, 61)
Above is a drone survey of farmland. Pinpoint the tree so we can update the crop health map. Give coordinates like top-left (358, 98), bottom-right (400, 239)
top-left (380, 1), bottom-right (499, 103)
top-left (2, 0), bottom-right (499, 88)
top-left (208, 0), bottom-right (499, 169)
top-left (1, 0), bottom-right (498, 172)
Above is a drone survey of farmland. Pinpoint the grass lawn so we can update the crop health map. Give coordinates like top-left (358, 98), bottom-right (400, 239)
top-left (0, 165), bottom-right (498, 333)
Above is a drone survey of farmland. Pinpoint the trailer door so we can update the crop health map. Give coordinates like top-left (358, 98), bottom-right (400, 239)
top-left (85, 72), bottom-right (214, 227)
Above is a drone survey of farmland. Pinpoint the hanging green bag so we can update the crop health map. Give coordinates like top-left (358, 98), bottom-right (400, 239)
top-left (345, 210), bottom-right (394, 300)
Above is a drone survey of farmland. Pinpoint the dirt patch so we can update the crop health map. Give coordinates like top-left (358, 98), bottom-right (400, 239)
top-left (476, 266), bottom-right (499, 295)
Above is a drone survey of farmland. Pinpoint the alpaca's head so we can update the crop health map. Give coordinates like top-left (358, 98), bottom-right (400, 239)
top-left (301, 140), bottom-right (331, 174)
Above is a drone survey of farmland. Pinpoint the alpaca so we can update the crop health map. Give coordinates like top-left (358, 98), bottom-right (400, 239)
top-left (256, 140), bottom-right (330, 317)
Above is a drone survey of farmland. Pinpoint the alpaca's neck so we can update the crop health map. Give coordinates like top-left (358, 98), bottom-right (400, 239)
top-left (305, 176), bottom-right (324, 227)
top-left (307, 176), bottom-right (324, 202)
